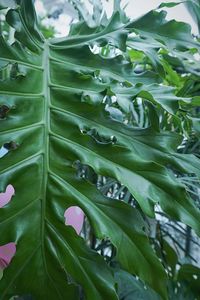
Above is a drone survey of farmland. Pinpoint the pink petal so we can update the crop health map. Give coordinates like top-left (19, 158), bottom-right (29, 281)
top-left (0, 242), bottom-right (16, 269)
top-left (64, 206), bottom-right (84, 235)
top-left (0, 185), bottom-right (15, 208)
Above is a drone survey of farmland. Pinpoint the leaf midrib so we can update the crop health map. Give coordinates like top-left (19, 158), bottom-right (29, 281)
top-left (41, 40), bottom-right (51, 289)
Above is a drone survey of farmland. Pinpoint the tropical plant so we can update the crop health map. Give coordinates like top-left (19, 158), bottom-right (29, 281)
top-left (0, 0), bottom-right (200, 299)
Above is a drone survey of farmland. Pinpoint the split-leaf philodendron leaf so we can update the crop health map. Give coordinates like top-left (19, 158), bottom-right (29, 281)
top-left (0, 1), bottom-right (200, 299)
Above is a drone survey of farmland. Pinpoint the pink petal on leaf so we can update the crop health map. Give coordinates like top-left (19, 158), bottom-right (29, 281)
top-left (64, 206), bottom-right (84, 235)
top-left (0, 242), bottom-right (16, 269)
top-left (0, 185), bottom-right (15, 208)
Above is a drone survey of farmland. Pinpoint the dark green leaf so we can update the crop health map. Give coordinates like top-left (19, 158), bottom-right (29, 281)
top-left (1, 1), bottom-right (200, 299)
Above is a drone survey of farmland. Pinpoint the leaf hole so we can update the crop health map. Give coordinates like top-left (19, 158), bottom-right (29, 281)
top-left (0, 184), bottom-right (15, 208)
top-left (85, 128), bottom-right (117, 145)
top-left (0, 146), bottom-right (9, 158)
top-left (73, 161), bottom-right (98, 182)
top-left (0, 105), bottom-right (10, 119)
top-left (0, 242), bottom-right (16, 270)
top-left (0, 63), bottom-right (26, 81)
top-left (0, 141), bottom-right (19, 158)
top-left (4, 141), bottom-right (18, 151)
top-left (64, 206), bottom-right (85, 235)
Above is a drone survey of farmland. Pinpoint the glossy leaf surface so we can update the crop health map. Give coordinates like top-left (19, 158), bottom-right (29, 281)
top-left (0, 1), bottom-right (200, 299)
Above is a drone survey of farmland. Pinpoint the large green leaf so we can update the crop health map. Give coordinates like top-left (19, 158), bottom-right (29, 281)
top-left (1, 1), bottom-right (200, 299)
top-left (0, 1), bottom-right (167, 299)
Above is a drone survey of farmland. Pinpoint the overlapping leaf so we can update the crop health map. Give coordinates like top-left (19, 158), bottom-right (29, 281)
top-left (127, 9), bottom-right (200, 75)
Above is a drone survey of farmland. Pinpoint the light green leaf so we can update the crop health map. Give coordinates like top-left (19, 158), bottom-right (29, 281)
top-left (158, 1), bottom-right (184, 9)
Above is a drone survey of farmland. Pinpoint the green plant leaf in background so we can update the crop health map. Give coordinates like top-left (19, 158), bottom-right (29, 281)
top-left (185, 0), bottom-right (200, 33)
top-left (0, 0), bottom-right (200, 299)
top-left (114, 269), bottom-right (161, 300)
top-left (127, 8), bottom-right (200, 76)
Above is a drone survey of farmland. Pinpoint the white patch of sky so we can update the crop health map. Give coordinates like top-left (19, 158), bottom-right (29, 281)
top-left (35, 0), bottom-right (198, 37)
